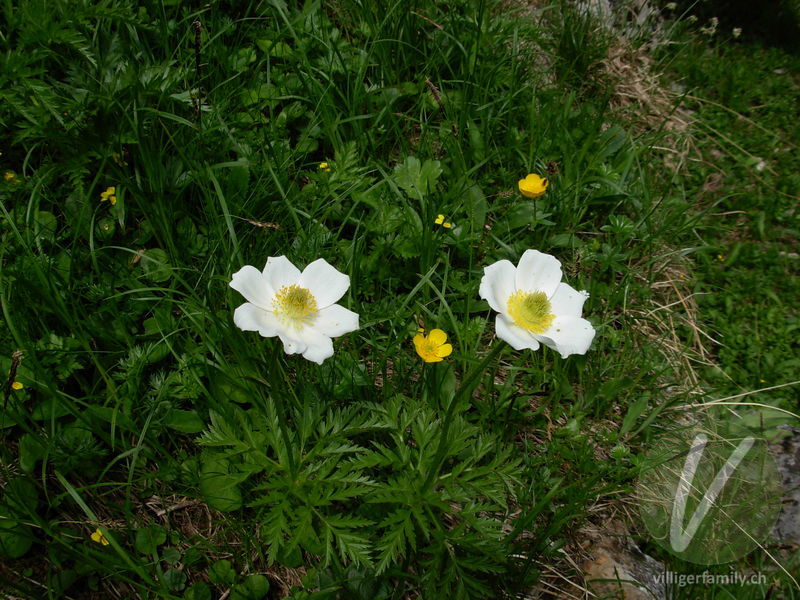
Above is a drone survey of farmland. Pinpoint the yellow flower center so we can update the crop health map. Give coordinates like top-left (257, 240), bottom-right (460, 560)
top-left (273, 284), bottom-right (318, 329)
top-left (418, 340), bottom-right (438, 361)
top-left (507, 290), bottom-right (555, 334)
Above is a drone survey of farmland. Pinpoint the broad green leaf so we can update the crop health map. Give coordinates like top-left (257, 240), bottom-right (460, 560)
top-left (231, 47), bottom-right (257, 71)
top-left (135, 525), bottom-right (167, 555)
top-left (164, 568), bottom-right (187, 592)
top-left (4, 477), bottom-right (39, 513)
top-left (230, 574), bottom-right (270, 600)
top-left (184, 582), bottom-right (212, 600)
top-left (140, 248), bottom-right (172, 283)
top-left (0, 511), bottom-right (33, 558)
top-left (256, 39), bottom-right (294, 59)
top-left (34, 210), bottom-right (57, 241)
top-left (18, 434), bottom-right (47, 473)
top-left (163, 547), bottom-right (182, 565)
top-left (200, 457), bottom-right (243, 512)
top-left (208, 559), bottom-right (236, 586)
top-left (164, 410), bottom-right (205, 434)
top-left (392, 156), bottom-right (442, 197)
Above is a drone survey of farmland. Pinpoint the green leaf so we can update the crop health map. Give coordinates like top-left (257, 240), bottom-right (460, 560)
top-left (18, 434), bottom-right (47, 473)
top-left (376, 509), bottom-right (414, 573)
top-left (95, 217), bottom-right (116, 240)
top-left (31, 397), bottom-right (72, 420)
top-left (467, 120), bottom-right (485, 162)
top-left (230, 574), bottom-right (270, 600)
top-left (231, 47), bottom-right (257, 71)
top-left (164, 568), bottom-right (187, 591)
top-left (466, 185), bottom-right (487, 233)
top-left (497, 203), bottom-right (553, 230)
top-left (211, 375), bottom-right (253, 405)
top-left (256, 39), bottom-right (294, 59)
top-left (34, 210), bottom-right (58, 241)
top-left (200, 457), bottom-right (243, 512)
top-left (620, 393), bottom-right (649, 436)
top-left (0, 511), bottom-right (33, 558)
top-left (165, 410), bottom-right (205, 433)
top-left (392, 156), bottom-right (442, 197)
top-left (208, 559), bottom-right (236, 586)
top-left (135, 525), bottom-right (167, 555)
top-left (4, 477), bottom-right (39, 514)
top-left (163, 547), bottom-right (182, 565)
top-left (140, 248), bottom-right (172, 283)
top-left (184, 582), bottom-right (212, 600)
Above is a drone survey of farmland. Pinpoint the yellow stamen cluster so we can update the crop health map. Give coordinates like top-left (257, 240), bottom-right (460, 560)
top-left (273, 284), bottom-right (318, 329)
top-left (507, 290), bottom-right (555, 334)
top-left (100, 186), bottom-right (117, 205)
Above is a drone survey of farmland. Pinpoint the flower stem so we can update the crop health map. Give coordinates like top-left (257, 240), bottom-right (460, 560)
top-left (269, 348), bottom-right (297, 474)
top-left (420, 342), bottom-right (505, 493)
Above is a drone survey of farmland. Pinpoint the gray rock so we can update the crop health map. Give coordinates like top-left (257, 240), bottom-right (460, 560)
top-left (581, 520), bottom-right (666, 600)
top-left (770, 426), bottom-right (800, 545)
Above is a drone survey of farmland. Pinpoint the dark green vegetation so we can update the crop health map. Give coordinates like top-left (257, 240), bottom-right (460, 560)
top-left (0, 1), bottom-right (797, 598)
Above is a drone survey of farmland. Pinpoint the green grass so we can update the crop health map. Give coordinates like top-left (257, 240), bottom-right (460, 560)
top-left (0, 1), bottom-right (797, 599)
top-left (636, 16), bottom-right (800, 600)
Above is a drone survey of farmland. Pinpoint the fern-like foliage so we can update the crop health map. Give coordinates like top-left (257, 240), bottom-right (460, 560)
top-left (198, 393), bottom-right (525, 598)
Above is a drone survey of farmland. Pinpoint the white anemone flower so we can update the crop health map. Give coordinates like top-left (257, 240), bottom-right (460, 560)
top-left (479, 250), bottom-right (595, 358)
top-left (229, 256), bottom-right (359, 364)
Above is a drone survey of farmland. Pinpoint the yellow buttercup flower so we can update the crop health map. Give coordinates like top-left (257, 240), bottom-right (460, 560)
top-left (318, 162), bottom-right (331, 172)
top-left (434, 214), bottom-right (452, 228)
top-left (90, 528), bottom-right (109, 546)
top-left (11, 381), bottom-right (23, 390)
top-left (4, 171), bottom-right (19, 183)
top-left (413, 328), bottom-right (453, 363)
top-left (518, 173), bottom-right (548, 198)
top-left (100, 186), bottom-right (117, 205)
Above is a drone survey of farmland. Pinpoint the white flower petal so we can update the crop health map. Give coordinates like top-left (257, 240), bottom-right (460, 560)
top-left (479, 260), bottom-right (517, 314)
top-left (301, 333), bottom-right (335, 365)
top-left (535, 316), bottom-right (596, 358)
top-left (233, 303), bottom-right (279, 337)
top-left (263, 256), bottom-right (301, 292)
top-left (515, 250), bottom-right (562, 297)
top-left (549, 283), bottom-right (590, 318)
top-left (230, 265), bottom-right (274, 309)
top-left (299, 258), bottom-right (350, 308)
top-left (279, 328), bottom-right (335, 364)
top-left (315, 304), bottom-right (359, 337)
top-left (495, 314), bottom-right (540, 351)
top-left (277, 331), bottom-right (307, 356)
